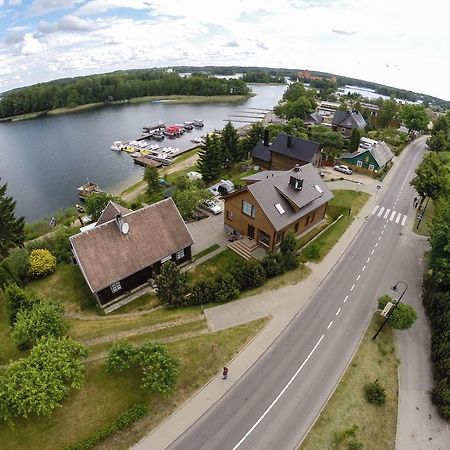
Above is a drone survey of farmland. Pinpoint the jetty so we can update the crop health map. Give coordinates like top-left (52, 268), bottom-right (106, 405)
top-left (134, 157), bottom-right (163, 168)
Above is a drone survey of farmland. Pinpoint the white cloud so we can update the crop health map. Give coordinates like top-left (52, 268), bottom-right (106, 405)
top-left (21, 33), bottom-right (45, 55)
top-left (28, 0), bottom-right (83, 16)
top-left (76, 0), bottom-right (152, 16)
top-left (58, 15), bottom-right (95, 31)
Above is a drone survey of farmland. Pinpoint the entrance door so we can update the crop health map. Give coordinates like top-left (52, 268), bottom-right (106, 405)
top-left (247, 224), bottom-right (255, 239)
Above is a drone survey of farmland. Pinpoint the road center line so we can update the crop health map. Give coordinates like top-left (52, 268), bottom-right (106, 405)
top-left (356, 274), bottom-right (361, 281)
top-left (362, 265), bottom-right (366, 271)
top-left (336, 308), bottom-right (341, 316)
top-left (378, 236), bottom-right (381, 241)
top-left (350, 284), bottom-right (355, 291)
top-left (231, 335), bottom-right (325, 450)
top-left (381, 230), bottom-right (384, 235)
top-left (375, 243), bottom-right (378, 247)
top-left (327, 321), bottom-right (333, 329)
top-left (367, 257), bottom-right (371, 262)
top-left (344, 295), bottom-right (349, 303)
top-left (370, 250), bottom-right (374, 255)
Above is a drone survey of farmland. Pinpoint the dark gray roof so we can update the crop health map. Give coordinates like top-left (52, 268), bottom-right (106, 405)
top-left (342, 140), bottom-right (394, 168)
top-left (269, 133), bottom-right (321, 163)
top-left (241, 171), bottom-right (284, 183)
top-left (251, 141), bottom-right (271, 163)
top-left (247, 164), bottom-right (334, 232)
top-left (305, 112), bottom-right (324, 125)
top-left (332, 110), bottom-right (366, 129)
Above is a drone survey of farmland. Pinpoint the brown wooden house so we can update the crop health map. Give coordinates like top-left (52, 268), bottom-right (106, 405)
top-left (252, 132), bottom-right (322, 170)
top-left (223, 164), bottom-right (334, 251)
top-left (70, 199), bottom-right (194, 307)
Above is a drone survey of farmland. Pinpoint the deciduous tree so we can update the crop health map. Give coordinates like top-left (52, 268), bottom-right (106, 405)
top-left (378, 295), bottom-right (417, 330)
top-left (399, 104), bottom-right (429, 138)
top-left (84, 192), bottom-right (127, 221)
top-left (143, 165), bottom-right (162, 197)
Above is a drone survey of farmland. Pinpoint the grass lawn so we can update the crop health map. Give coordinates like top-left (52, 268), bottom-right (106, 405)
top-left (0, 318), bottom-right (268, 450)
top-left (301, 190), bottom-right (370, 263)
top-left (109, 292), bottom-right (161, 315)
top-left (187, 249), bottom-right (243, 284)
top-left (193, 243), bottom-right (221, 260)
top-left (69, 305), bottom-right (202, 341)
top-left (26, 263), bottom-right (98, 315)
top-left (413, 199), bottom-right (435, 236)
top-left (300, 314), bottom-right (398, 450)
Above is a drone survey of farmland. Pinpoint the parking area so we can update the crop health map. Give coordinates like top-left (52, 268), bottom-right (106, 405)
top-left (186, 200), bottom-right (229, 255)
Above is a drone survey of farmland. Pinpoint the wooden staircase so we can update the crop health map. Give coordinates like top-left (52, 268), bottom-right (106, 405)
top-left (227, 237), bottom-right (259, 260)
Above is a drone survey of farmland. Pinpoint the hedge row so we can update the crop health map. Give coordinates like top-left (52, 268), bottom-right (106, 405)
top-left (64, 402), bottom-right (148, 450)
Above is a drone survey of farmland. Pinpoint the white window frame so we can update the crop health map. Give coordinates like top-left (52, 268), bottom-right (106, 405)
top-left (110, 281), bottom-right (122, 293)
top-left (176, 249), bottom-right (185, 260)
top-left (368, 164), bottom-right (375, 171)
top-left (356, 160), bottom-right (363, 167)
top-left (161, 254), bottom-right (172, 263)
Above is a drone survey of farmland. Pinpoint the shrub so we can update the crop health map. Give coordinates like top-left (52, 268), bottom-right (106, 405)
top-left (333, 425), bottom-right (359, 446)
top-left (348, 442), bottom-right (363, 450)
top-left (64, 402), bottom-right (147, 450)
top-left (364, 379), bottom-right (386, 405)
top-left (213, 273), bottom-right (240, 303)
top-left (27, 249), bottom-right (56, 278)
top-left (190, 280), bottom-right (216, 305)
top-left (105, 341), bottom-right (136, 372)
top-left (231, 259), bottom-right (266, 290)
top-left (1, 248), bottom-right (29, 285)
top-left (12, 300), bottom-right (69, 349)
top-left (280, 231), bottom-right (297, 255)
top-left (302, 241), bottom-right (321, 260)
top-left (431, 379), bottom-right (450, 420)
top-left (0, 264), bottom-right (16, 290)
top-left (261, 252), bottom-right (285, 278)
top-left (4, 284), bottom-right (39, 326)
top-left (378, 294), bottom-right (417, 330)
top-left (281, 252), bottom-right (300, 271)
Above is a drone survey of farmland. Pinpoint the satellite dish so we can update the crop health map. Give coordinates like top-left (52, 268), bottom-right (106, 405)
top-left (121, 222), bottom-right (129, 234)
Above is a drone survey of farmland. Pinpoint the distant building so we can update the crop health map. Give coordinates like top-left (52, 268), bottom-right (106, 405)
top-left (70, 199), bottom-right (194, 307)
top-left (223, 164), bottom-right (334, 251)
top-left (331, 110), bottom-right (367, 137)
top-left (304, 112), bottom-right (324, 126)
top-left (252, 132), bottom-right (322, 170)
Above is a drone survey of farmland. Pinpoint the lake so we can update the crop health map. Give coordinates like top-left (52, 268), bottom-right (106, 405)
top-left (0, 83), bottom-right (286, 222)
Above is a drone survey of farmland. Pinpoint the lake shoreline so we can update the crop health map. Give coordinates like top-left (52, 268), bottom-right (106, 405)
top-left (2, 94), bottom-right (253, 123)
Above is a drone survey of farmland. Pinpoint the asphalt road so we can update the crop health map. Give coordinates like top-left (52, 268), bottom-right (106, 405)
top-left (168, 137), bottom-right (428, 450)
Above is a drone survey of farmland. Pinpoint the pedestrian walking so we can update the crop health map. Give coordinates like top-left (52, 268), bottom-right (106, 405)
top-left (222, 367), bottom-right (229, 379)
top-left (413, 197), bottom-right (417, 206)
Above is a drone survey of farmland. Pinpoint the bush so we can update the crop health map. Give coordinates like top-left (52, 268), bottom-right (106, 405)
top-left (4, 284), bottom-right (39, 326)
top-left (302, 241), bottom-right (321, 260)
top-left (105, 341), bottom-right (136, 372)
top-left (27, 248), bottom-right (57, 278)
top-left (231, 259), bottom-right (266, 290)
top-left (12, 300), bottom-right (69, 349)
top-left (1, 248), bottom-right (29, 285)
top-left (64, 402), bottom-right (147, 450)
top-left (0, 264), bottom-right (16, 290)
top-left (261, 252), bottom-right (285, 278)
top-left (190, 280), bottom-right (216, 305)
top-left (378, 294), bottom-right (417, 330)
top-left (348, 442), bottom-right (363, 450)
top-left (213, 273), bottom-right (240, 303)
top-left (281, 252), bottom-right (300, 271)
top-left (280, 232), bottom-right (297, 255)
top-left (364, 379), bottom-right (386, 405)
top-left (431, 379), bottom-right (450, 420)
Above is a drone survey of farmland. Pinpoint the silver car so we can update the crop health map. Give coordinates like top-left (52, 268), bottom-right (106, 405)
top-left (334, 165), bottom-right (353, 175)
top-left (200, 200), bottom-right (223, 215)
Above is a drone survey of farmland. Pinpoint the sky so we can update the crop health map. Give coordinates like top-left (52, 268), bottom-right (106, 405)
top-left (0, 0), bottom-right (449, 100)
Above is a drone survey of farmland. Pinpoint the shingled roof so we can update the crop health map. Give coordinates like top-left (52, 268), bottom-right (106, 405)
top-left (332, 110), bottom-right (367, 129)
top-left (96, 201), bottom-right (131, 226)
top-left (246, 164), bottom-right (333, 232)
top-left (269, 133), bottom-right (321, 163)
top-left (70, 198), bottom-right (194, 293)
top-left (252, 141), bottom-right (271, 163)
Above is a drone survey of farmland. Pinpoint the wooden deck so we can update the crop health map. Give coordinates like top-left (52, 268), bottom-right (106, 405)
top-left (227, 236), bottom-right (260, 260)
top-left (134, 157), bottom-right (163, 168)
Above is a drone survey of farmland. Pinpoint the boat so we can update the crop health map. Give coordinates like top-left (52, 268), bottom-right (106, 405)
top-left (122, 145), bottom-right (136, 153)
top-left (130, 152), bottom-right (141, 158)
top-left (193, 119), bottom-right (204, 128)
top-left (140, 149), bottom-right (150, 156)
top-left (151, 131), bottom-right (165, 141)
top-left (184, 121), bottom-right (194, 130)
top-left (75, 203), bottom-right (85, 213)
top-left (148, 143), bottom-right (162, 151)
top-left (110, 140), bottom-right (124, 151)
top-left (77, 182), bottom-right (100, 200)
top-left (190, 138), bottom-right (202, 144)
top-left (149, 154), bottom-right (174, 165)
top-left (143, 121), bottom-right (165, 132)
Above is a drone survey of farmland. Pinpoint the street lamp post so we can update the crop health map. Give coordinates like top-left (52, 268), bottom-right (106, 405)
top-left (372, 281), bottom-right (408, 340)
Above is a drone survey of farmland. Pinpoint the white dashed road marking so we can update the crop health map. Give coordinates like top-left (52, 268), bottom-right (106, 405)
top-left (336, 308), bottom-right (341, 316)
top-left (327, 321), bottom-right (333, 329)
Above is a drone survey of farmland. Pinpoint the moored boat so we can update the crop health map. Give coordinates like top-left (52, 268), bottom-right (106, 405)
top-left (110, 141), bottom-right (124, 151)
top-left (193, 119), bottom-right (204, 128)
top-left (77, 182), bottom-right (101, 200)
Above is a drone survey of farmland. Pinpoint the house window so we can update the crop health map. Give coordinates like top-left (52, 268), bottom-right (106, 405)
top-left (161, 255), bottom-right (172, 263)
top-left (110, 281), bottom-right (122, 293)
top-left (258, 229), bottom-right (271, 247)
top-left (176, 249), bottom-right (185, 260)
top-left (356, 160), bottom-right (363, 167)
top-left (242, 200), bottom-right (256, 218)
top-left (294, 222), bottom-right (299, 233)
top-left (226, 210), bottom-right (233, 221)
top-left (368, 164), bottom-right (375, 171)
top-left (275, 232), bottom-right (284, 246)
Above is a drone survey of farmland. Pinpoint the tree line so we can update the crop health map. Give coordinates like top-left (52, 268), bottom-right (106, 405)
top-left (0, 70), bottom-right (250, 119)
top-left (411, 133), bottom-right (450, 420)
top-left (240, 72), bottom-right (286, 83)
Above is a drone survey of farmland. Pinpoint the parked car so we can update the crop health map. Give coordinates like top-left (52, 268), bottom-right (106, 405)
top-left (187, 171), bottom-right (203, 181)
top-left (334, 165), bottom-right (353, 175)
top-left (199, 200), bottom-right (223, 215)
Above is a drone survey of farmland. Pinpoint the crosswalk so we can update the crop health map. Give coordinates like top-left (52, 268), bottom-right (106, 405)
top-left (371, 205), bottom-right (407, 226)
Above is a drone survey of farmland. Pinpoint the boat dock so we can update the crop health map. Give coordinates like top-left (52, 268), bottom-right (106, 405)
top-left (134, 157), bottom-right (163, 168)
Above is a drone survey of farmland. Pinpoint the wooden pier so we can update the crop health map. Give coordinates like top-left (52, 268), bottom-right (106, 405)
top-left (133, 157), bottom-right (163, 168)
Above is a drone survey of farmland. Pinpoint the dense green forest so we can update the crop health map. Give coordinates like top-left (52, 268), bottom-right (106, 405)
top-left (0, 70), bottom-right (250, 119)
top-left (240, 72), bottom-right (286, 83)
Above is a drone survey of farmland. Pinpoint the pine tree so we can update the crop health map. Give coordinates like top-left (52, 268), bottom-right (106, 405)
top-left (221, 121), bottom-right (241, 165)
top-left (349, 128), bottom-right (361, 153)
top-left (0, 181), bottom-right (25, 260)
top-left (197, 133), bottom-right (223, 181)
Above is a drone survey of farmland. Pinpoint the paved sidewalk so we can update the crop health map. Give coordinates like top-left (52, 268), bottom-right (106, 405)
top-left (133, 140), bottom-right (424, 450)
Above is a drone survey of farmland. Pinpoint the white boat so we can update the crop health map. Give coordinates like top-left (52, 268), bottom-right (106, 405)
top-left (184, 121), bottom-right (194, 130)
top-left (149, 144), bottom-right (162, 151)
top-left (193, 119), bottom-right (204, 128)
top-left (110, 140), bottom-right (124, 151)
top-left (190, 138), bottom-right (202, 144)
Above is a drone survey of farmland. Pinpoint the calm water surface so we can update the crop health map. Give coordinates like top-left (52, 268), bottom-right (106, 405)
top-left (0, 84), bottom-right (286, 221)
